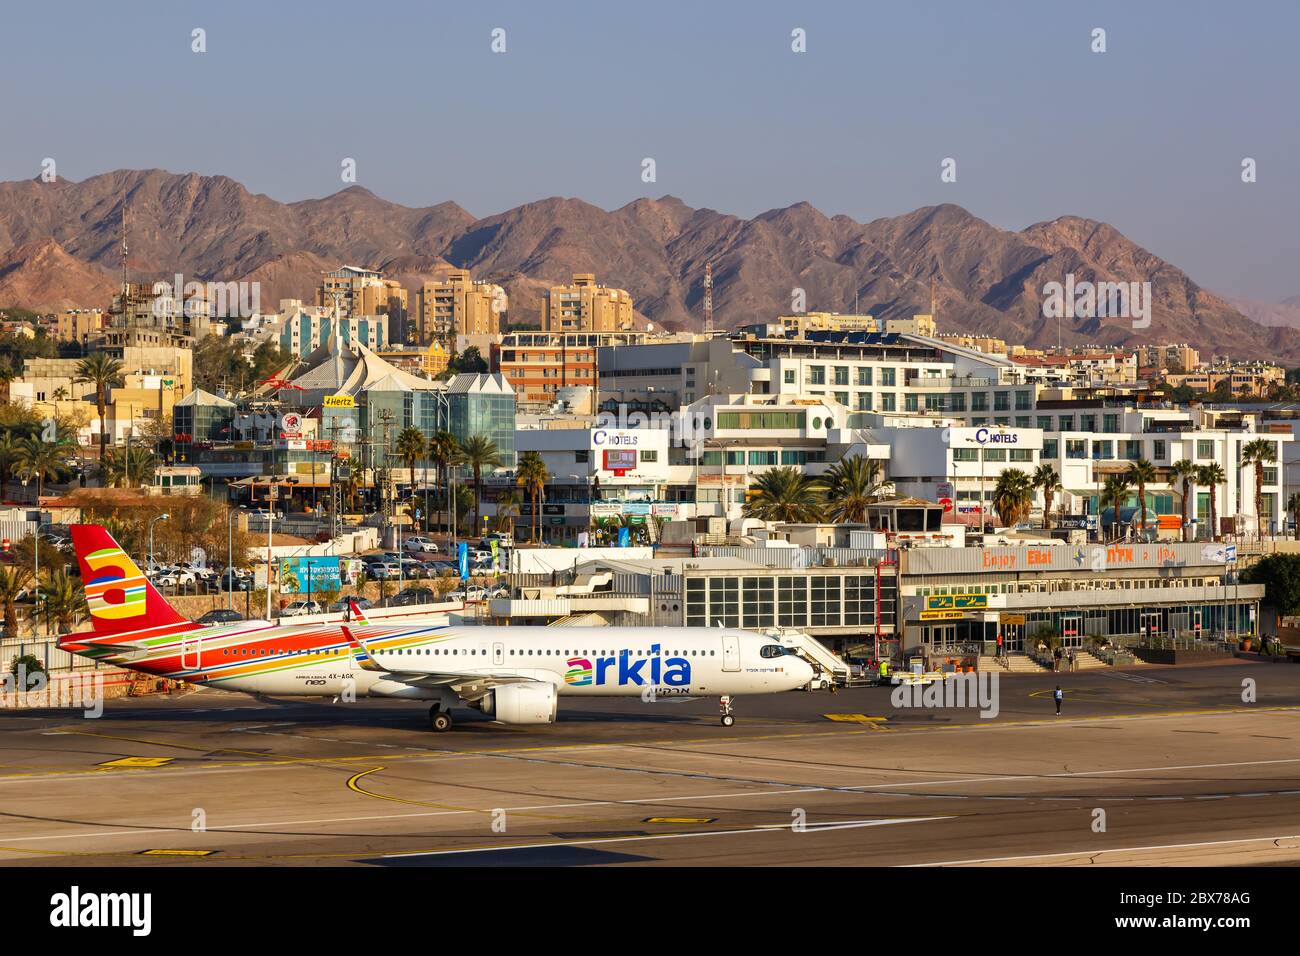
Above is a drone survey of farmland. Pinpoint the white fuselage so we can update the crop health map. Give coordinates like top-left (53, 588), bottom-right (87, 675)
top-left (198, 624), bottom-right (814, 700)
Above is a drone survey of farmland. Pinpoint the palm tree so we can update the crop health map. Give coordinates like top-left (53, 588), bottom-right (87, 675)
top-left (0, 565), bottom-right (32, 638)
top-left (821, 456), bottom-right (892, 523)
top-left (991, 468), bottom-right (1034, 528)
top-left (1031, 463), bottom-right (1062, 529)
top-left (1288, 491), bottom-right (1300, 541)
top-left (394, 427), bottom-right (426, 494)
top-left (515, 451), bottom-right (549, 543)
top-left (51, 386), bottom-right (68, 402)
top-left (98, 446), bottom-right (158, 488)
top-left (1127, 458), bottom-right (1158, 541)
top-left (73, 353), bottom-right (125, 463)
top-left (1197, 463), bottom-right (1226, 541)
top-left (1242, 438), bottom-right (1278, 537)
top-left (0, 430), bottom-right (19, 501)
top-left (15, 436), bottom-right (69, 498)
top-left (493, 488), bottom-right (523, 536)
top-left (742, 466), bottom-right (824, 523)
top-left (429, 430), bottom-right (461, 534)
top-left (1169, 459), bottom-right (1198, 543)
top-left (458, 435), bottom-right (502, 534)
top-left (1100, 474), bottom-right (1132, 541)
top-left (40, 569), bottom-right (86, 634)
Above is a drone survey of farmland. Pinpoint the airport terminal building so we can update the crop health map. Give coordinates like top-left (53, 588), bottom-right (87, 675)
top-left (898, 541), bottom-right (1260, 655)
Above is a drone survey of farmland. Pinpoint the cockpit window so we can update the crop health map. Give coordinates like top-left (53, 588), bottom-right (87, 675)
top-left (760, 644), bottom-right (791, 659)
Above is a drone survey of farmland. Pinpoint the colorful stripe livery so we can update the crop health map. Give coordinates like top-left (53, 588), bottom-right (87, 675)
top-left (70, 524), bottom-right (191, 637)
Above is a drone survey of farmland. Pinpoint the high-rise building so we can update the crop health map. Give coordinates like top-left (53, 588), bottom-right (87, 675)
top-left (416, 270), bottom-right (505, 344)
top-left (542, 273), bottom-right (634, 332)
top-left (316, 266), bottom-right (409, 341)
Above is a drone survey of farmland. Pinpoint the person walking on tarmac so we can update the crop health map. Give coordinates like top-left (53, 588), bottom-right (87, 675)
top-left (1054, 685), bottom-right (1064, 716)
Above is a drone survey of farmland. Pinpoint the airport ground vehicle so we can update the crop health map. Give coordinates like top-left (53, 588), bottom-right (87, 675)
top-left (448, 585), bottom-right (489, 602)
top-left (197, 609), bottom-right (245, 625)
top-left (60, 524), bottom-right (815, 732)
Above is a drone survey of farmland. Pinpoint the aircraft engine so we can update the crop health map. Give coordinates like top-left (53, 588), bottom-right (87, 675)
top-left (475, 682), bottom-right (558, 724)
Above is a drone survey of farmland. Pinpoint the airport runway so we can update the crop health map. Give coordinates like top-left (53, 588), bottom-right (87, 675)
top-left (2, 660), bottom-right (1299, 866)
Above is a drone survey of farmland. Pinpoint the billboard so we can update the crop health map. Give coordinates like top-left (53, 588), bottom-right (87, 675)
top-left (277, 556), bottom-right (341, 594)
top-left (603, 449), bottom-right (637, 473)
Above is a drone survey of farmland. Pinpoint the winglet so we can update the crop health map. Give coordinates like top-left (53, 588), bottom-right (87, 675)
top-left (347, 599), bottom-right (370, 626)
top-left (340, 623), bottom-right (385, 672)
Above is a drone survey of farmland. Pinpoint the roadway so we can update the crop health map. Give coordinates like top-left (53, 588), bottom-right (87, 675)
top-left (1, 660), bottom-right (1298, 866)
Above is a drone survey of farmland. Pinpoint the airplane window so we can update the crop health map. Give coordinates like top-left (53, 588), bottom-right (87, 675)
top-left (760, 645), bottom-right (788, 659)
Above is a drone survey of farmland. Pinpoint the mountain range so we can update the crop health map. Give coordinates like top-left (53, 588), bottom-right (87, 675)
top-left (0, 168), bottom-right (1295, 363)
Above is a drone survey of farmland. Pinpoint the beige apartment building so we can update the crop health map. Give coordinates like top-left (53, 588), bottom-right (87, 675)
top-left (542, 273), bottom-right (634, 332)
top-left (416, 269), bottom-right (505, 343)
top-left (1165, 363), bottom-right (1285, 398)
top-left (316, 266), bottom-right (409, 340)
top-left (774, 312), bottom-right (880, 336)
top-left (55, 309), bottom-right (107, 344)
top-left (1140, 344), bottom-right (1200, 372)
top-left (109, 282), bottom-right (213, 343)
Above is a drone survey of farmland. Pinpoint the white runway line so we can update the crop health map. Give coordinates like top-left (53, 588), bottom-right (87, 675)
top-left (905, 832), bottom-right (1300, 867)
top-left (381, 816), bottom-right (955, 860)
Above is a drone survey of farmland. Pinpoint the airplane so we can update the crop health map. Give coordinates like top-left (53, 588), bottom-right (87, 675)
top-left (58, 524), bottom-right (817, 731)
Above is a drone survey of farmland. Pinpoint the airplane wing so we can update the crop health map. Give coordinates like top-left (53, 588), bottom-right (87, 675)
top-left (339, 624), bottom-right (541, 702)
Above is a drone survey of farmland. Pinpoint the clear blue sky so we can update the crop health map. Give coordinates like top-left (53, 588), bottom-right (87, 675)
top-left (2, 0), bottom-right (1296, 299)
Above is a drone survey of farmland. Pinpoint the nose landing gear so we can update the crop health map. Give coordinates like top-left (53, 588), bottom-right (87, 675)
top-left (429, 704), bottom-right (453, 733)
top-left (719, 695), bottom-right (736, 727)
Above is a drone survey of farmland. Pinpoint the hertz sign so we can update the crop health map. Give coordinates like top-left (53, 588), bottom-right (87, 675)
top-left (324, 395), bottom-right (355, 409)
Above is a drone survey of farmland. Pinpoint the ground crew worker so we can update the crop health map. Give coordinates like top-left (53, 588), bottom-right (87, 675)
top-left (1054, 685), bottom-right (1063, 716)
top-left (879, 659), bottom-right (889, 684)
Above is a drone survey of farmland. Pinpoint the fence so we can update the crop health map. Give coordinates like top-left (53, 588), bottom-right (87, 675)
top-left (1, 636), bottom-right (100, 673)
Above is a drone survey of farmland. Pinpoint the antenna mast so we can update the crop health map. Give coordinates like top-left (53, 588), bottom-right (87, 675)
top-left (704, 262), bottom-right (713, 334)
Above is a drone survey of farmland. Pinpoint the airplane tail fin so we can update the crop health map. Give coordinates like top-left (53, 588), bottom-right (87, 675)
top-left (347, 598), bottom-right (370, 626)
top-left (66, 524), bottom-right (193, 644)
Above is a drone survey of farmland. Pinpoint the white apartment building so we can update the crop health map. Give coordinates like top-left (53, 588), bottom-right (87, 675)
top-left (483, 426), bottom-right (672, 541)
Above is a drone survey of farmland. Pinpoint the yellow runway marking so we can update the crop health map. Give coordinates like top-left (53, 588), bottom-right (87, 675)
top-left (140, 848), bottom-right (216, 857)
top-left (98, 757), bottom-right (174, 769)
top-left (344, 766), bottom-right (572, 822)
top-left (643, 816), bottom-right (716, 824)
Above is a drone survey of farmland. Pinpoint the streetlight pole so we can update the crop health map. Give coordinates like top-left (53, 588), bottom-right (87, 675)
top-left (266, 476), bottom-right (281, 621)
top-left (149, 513), bottom-right (171, 577)
top-left (227, 509), bottom-right (239, 611)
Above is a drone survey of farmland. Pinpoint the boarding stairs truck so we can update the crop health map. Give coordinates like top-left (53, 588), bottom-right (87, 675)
top-left (768, 628), bottom-right (852, 691)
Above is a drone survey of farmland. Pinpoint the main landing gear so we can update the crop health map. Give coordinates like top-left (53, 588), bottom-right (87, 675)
top-left (719, 695), bottom-right (736, 727)
top-left (429, 705), bottom-right (453, 733)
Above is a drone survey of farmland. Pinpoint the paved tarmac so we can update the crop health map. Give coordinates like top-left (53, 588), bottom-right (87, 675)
top-left (1, 660), bottom-right (1298, 866)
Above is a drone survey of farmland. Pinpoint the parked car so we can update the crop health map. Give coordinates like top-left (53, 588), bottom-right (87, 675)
top-left (329, 597), bottom-right (374, 613)
top-left (403, 536), bottom-right (440, 553)
top-left (280, 600), bottom-right (324, 618)
top-left (387, 587), bottom-right (435, 607)
top-left (180, 562), bottom-right (218, 583)
top-left (219, 569), bottom-right (254, 592)
top-left (197, 609), bottom-right (245, 625)
top-left (367, 562), bottom-right (400, 581)
top-left (448, 585), bottom-right (489, 603)
top-left (153, 569), bottom-right (197, 588)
